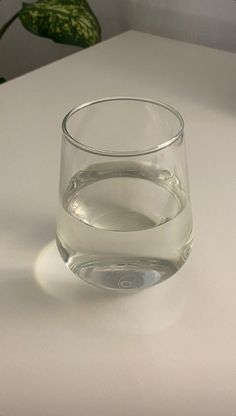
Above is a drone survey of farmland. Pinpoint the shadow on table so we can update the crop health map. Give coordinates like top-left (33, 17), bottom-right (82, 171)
top-left (21, 239), bottom-right (193, 336)
top-left (0, 239), bottom-right (195, 337)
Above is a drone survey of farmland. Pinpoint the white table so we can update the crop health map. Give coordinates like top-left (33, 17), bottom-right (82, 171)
top-left (1, 31), bottom-right (236, 416)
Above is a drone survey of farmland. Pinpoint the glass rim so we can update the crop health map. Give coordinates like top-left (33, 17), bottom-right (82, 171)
top-left (62, 96), bottom-right (184, 157)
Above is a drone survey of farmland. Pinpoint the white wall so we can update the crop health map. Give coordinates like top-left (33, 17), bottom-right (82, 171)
top-left (1, 0), bottom-right (236, 81)
top-left (123, 0), bottom-right (236, 52)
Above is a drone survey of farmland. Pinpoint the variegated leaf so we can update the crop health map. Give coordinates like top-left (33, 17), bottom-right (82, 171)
top-left (19, 0), bottom-right (101, 47)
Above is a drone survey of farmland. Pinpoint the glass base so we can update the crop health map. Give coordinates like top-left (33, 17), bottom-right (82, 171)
top-left (56, 238), bottom-right (191, 292)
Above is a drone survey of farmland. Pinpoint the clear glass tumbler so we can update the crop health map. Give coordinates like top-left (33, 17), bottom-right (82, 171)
top-left (56, 97), bottom-right (193, 292)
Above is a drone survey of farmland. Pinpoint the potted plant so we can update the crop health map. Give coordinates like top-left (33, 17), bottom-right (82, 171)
top-left (0, 0), bottom-right (101, 83)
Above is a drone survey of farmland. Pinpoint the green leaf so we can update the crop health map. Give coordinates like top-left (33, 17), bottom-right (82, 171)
top-left (19, 0), bottom-right (101, 48)
top-left (0, 77), bottom-right (6, 84)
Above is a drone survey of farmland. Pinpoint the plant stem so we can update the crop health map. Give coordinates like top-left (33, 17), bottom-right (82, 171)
top-left (0, 11), bottom-right (19, 40)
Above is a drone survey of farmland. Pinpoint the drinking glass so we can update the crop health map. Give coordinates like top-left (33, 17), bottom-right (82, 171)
top-left (56, 97), bottom-right (193, 292)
